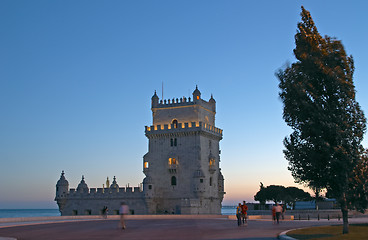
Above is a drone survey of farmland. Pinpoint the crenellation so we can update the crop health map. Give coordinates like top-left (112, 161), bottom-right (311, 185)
top-left (145, 121), bottom-right (222, 139)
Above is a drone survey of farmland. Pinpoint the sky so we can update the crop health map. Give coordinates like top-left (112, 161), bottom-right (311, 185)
top-left (1, 0), bottom-right (368, 209)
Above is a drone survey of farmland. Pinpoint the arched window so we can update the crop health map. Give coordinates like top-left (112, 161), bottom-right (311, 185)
top-left (172, 119), bottom-right (178, 128)
top-left (209, 158), bottom-right (215, 166)
top-left (168, 158), bottom-right (178, 165)
top-left (171, 176), bottom-right (177, 186)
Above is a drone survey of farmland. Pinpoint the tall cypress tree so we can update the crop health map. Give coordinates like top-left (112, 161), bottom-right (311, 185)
top-left (277, 6), bottom-right (366, 234)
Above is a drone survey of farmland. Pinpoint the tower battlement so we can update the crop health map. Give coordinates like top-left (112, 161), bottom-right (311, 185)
top-left (145, 121), bottom-right (222, 139)
top-left (153, 96), bottom-right (215, 113)
top-left (151, 86), bottom-right (217, 126)
top-left (67, 186), bottom-right (143, 198)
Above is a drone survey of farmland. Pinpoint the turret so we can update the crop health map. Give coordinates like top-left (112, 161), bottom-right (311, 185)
top-left (55, 171), bottom-right (69, 215)
top-left (192, 85), bottom-right (201, 101)
top-left (106, 177), bottom-right (110, 189)
top-left (209, 94), bottom-right (216, 112)
top-left (77, 175), bottom-right (89, 193)
top-left (110, 176), bottom-right (119, 189)
top-left (151, 91), bottom-right (159, 108)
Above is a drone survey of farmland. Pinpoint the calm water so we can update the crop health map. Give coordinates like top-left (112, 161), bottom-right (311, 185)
top-left (0, 209), bottom-right (60, 218)
top-left (0, 207), bottom-right (235, 218)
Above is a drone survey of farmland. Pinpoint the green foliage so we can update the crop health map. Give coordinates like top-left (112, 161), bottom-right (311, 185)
top-left (277, 6), bottom-right (366, 204)
top-left (348, 150), bottom-right (368, 212)
top-left (254, 183), bottom-right (311, 207)
top-left (277, 6), bottom-right (367, 233)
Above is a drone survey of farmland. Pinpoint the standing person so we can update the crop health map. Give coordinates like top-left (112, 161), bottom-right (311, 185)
top-left (102, 206), bottom-right (108, 219)
top-left (281, 204), bottom-right (286, 220)
top-left (241, 201), bottom-right (248, 225)
top-left (236, 203), bottom-right (242, 226)
top-left (271, 205), bottom-right (276, 224)
top-left (275, 203), bottom-right (283, 224)
top-left (119, 202), bottom-right (129, 229)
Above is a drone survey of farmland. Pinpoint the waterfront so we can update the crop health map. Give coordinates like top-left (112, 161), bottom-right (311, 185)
top-left (0, 207), bottom-right (236, 218)
top-left (0, 209), bottom-right (60, 218)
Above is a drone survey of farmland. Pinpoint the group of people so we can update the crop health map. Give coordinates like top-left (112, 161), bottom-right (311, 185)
top-left (236, 201), bottom-right (248, 226)
top-left (271, 203), bottom-right (286, 224)
top-left (236, 202), bottom-right (287, 226)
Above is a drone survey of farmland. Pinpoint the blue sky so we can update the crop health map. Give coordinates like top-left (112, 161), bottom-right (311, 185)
top-left (1, 0), bottom-right (368, 208)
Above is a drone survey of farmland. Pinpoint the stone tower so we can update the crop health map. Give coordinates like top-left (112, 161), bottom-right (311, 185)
top-left (55, 171), bottom-right (69, 214)
top-left (143, 86), bottom-right (225, 214)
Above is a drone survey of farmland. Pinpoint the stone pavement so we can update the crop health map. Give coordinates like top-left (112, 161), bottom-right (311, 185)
top-left (0, 217), bottom-right (367, 240)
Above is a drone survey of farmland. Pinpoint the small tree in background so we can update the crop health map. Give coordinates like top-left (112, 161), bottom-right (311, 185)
top-left (277, 6), bottom-right (366, 234)
top-left (254, 184), bottom-right (311, 207)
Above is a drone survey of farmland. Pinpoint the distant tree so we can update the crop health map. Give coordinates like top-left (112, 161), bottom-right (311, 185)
top-left (254, 184), bottom-right (311, 207)
top-left (254, 182), bottom-right (266, 205)
top-left (284, 187), bottom-right (312, 209)
top-left (277, 6), bottom-right (366, 234)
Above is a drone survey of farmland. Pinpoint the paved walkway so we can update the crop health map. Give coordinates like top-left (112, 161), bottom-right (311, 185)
top-left (0, 217), bottom-right (367, 240)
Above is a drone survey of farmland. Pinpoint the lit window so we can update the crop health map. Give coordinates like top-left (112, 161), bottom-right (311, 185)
top-left (209, 159), bottom-right (215, 166)
top-left (144, 162), bottom-right (149, 168)
top-left (196, 96), bottom-right (199, 100)
top-left (169, 158), bottom-right (178, 165)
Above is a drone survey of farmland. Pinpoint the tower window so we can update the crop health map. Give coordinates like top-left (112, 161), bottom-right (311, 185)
top-left (148, 185), bottom-right (152, 190)
top-left (200, 179), bottom-right (203, 183)
top-left (168, 158), bottom-right (178, 165)
top-left (209, 158), bottom-right (215, 166)
top-left (210, 177), bottom-right (213, 186)
top-left (170, 138), bottom-right (177, 147)
top-left (171, 176), bottom-right (177, 186)
top-left (172, 119), bottom-right (178, 128)
top-left (144, 161), bottom-right (149, 168)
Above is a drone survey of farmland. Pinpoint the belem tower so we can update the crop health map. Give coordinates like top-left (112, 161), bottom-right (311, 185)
top-left (55, 87), bottom-right (225, 215)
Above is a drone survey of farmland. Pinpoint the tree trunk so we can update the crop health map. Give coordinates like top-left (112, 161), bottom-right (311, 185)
top-left (341, 193), bottom-right (349, 234)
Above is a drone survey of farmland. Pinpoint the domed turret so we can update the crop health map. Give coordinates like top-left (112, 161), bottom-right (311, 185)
top-left (192, 85), bottom-right (201, 101)
top-left (55, 171), bottom-right (69, 215)
top-left (110, 176), bottom-right (119, 189)
top-left (77, 175), bottom-right (89, 193)
top-left (151, 91), bottom-right (159, 107)
top-left (209, 94), bottom-right (216, 103)
top-left (56, 170), bottom-right (69, 187)
top-left (56, 170), bottom-right (69, 199)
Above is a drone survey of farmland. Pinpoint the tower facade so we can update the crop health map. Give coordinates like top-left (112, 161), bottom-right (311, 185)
top-left (143, 87), bottom-right (225, 214)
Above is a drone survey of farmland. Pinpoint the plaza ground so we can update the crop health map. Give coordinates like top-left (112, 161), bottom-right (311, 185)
top-left (1, 215), bottom-right (368, 240)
